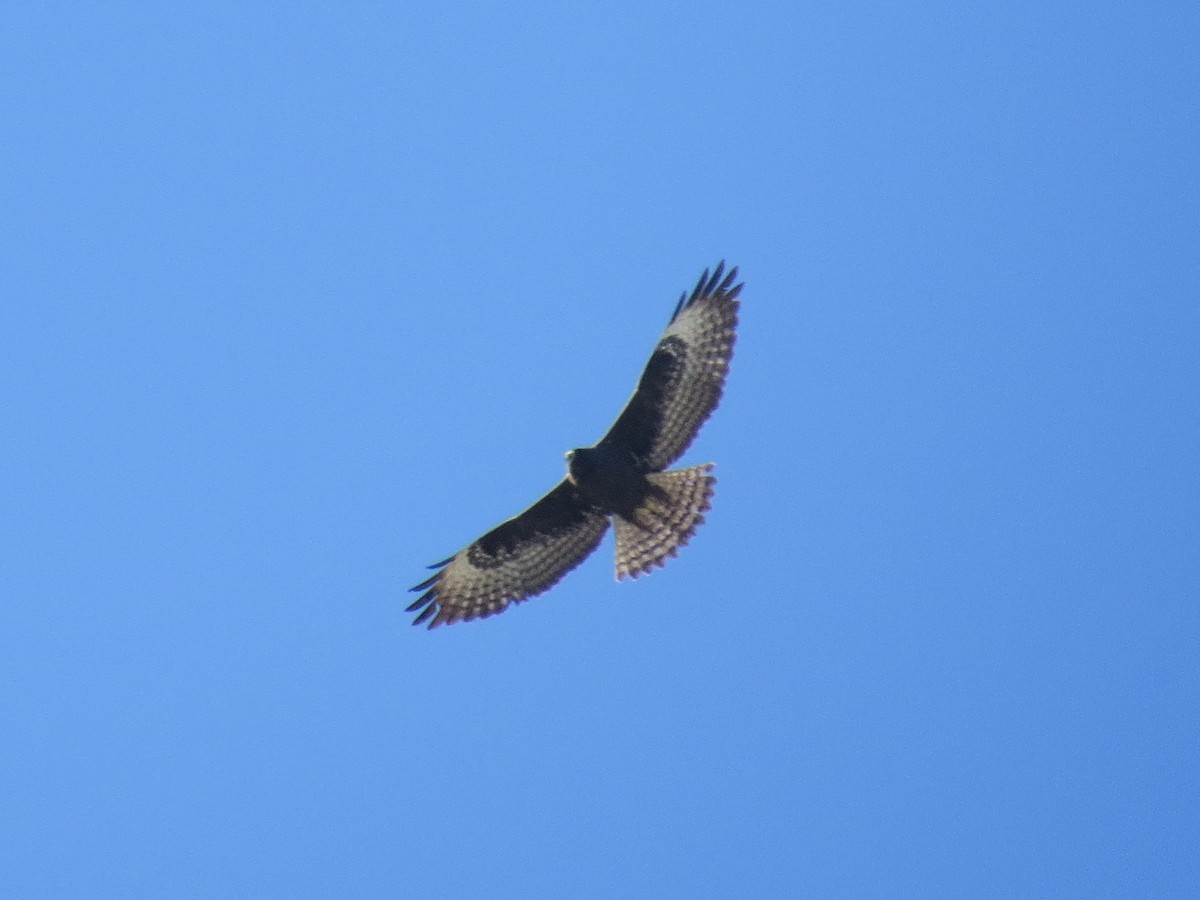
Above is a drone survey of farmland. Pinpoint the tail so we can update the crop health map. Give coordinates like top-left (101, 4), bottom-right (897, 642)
top-left (613, 464), bottom-right (716, 580)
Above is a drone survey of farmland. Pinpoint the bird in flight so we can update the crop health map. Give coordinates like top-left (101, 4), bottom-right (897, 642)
top-left (408, 262), bottom-right (743, 628)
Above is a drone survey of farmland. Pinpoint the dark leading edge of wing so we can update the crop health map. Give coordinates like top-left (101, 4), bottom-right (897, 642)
top-left (597, 261), bottom-right (742, 471)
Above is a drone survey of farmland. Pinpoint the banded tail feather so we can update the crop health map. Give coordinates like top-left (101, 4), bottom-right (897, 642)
top-left (613, 463), bottom-right (715, 580)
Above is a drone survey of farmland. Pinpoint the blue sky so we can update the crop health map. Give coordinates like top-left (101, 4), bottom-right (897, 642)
top-left (3, 2), bottom-right (1197, 897)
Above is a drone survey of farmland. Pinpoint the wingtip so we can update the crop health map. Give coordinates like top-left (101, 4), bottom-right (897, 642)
top-left (411, 601), bottom-right (439, 627)
top-left (676, 261), bottom-right (742, 316)
top-left (406, 588), bottom-right (436, 612)
top-left (719, 263), bottom-right (739, 292)
top-left (670, 290), bottom-right (687, 323)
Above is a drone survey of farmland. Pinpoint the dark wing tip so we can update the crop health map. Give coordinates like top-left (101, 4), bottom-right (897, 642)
top-left (411, 598), bottom-right (439, 627)
top-left (406, 587), bottom-right (436, 612)
top-left (410, 552), bottom-right (455, 592)
top-left (410, 573), bottom-right (439, 592)
top-left (408, 560), bottom-right (449, 627)
top-left (671, 261), bottom-right (743, 322)
top-left (407, 584), bottom-right (450, 628)
top-left (670, 290), bottom-right (687, 322)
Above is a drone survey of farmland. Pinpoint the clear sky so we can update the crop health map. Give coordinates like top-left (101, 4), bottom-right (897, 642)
top-left (3, 2), bottom-right (1197, 897)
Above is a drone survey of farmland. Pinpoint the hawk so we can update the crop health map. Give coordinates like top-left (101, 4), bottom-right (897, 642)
top-left (408, 262), bottom-right (742, 628)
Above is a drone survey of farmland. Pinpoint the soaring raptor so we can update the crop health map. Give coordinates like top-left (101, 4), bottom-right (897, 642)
top-left (408, 262), bottom-right (742, 628)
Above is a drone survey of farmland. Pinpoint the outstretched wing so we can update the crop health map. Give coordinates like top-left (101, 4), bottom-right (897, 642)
top-left (597, 262), bottom-right (741, 471)
top-left (407, 480), bottom-right (610, 628)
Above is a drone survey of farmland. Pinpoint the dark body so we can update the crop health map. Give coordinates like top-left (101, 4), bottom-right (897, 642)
top-left (566, 446), bottom-right (661, 522)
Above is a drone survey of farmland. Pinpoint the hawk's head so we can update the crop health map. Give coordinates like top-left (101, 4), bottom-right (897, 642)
top-left (564, 448), bottom-right (583, 484)
top-left (566, 446), bottom-right (641, 487)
